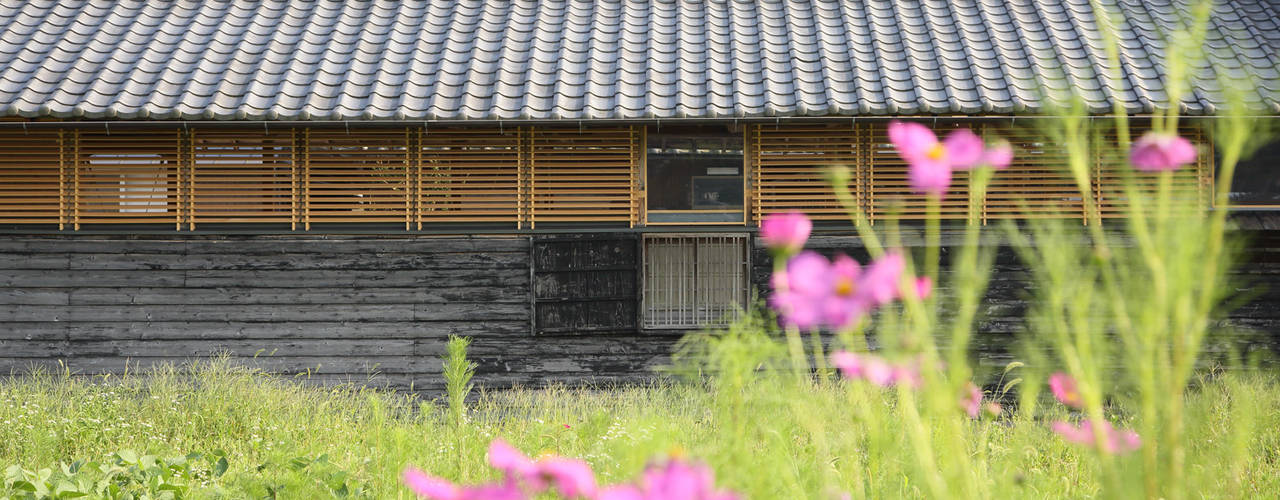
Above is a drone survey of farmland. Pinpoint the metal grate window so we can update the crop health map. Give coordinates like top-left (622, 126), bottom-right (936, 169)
top-left (643, 234), bottom-right (748, 329)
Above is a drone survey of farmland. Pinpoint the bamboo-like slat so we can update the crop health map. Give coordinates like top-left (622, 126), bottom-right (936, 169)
top-left (303, 128), bottom-right (411, 228)
top-left (527, 126), bottom-right (640, 227)
top-left (190, 128), bottom-right (295, 225)
top-left (751, 123), bottom-right (860, 222)
top-left (867, 122), bottom-right (973, 221)
top-left (75, 130), bottom-right (182, 227)
top-left (982, 124), bottom-right (1085, 223)
top-left (418, 127), bottom-right (522, 226)
top-left (0, 129), bottom-right (63, 225)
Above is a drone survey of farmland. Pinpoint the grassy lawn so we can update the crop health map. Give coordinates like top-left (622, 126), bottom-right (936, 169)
top-left (2, 345), bottom-right (1278, 499)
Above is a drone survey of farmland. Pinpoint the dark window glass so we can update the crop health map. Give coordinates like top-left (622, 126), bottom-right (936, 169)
top-left (646, 131), bottom-right (744, 223)
top-left (1229, 140), bottom-right (1280, 206)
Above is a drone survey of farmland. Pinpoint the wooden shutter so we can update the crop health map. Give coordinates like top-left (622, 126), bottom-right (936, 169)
top-left (191, 128), bottom-right (296, 226)
top-left (0, 129), bottom-right (64, 225)
top-left (303, 128), bottom-right (412, 228)
top-left (75, 129), bottom-right (182, 228)
top-left (418, 127), bottom-right (522, 227)
top-left (1096, 124), bottom-right (1208, 218)
top-left (527, 126), bottom-right (641, 227)
top-left (531, 233), bottom-right (640, 335)
top-left (867, 122), bottom-right (972, 221)
top-left (983, 125), bottom-right (1085, 222)
top-left (751, 123), bottom-right (860, 222)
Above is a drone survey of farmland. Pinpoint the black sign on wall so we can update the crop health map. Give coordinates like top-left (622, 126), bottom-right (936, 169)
top-left (531, 233), bottom-right (640, 335)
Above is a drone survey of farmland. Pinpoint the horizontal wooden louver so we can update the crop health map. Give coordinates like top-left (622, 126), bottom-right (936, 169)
top-left (304, 128), bottom-right (411, 228)
top-left (418, 128), bottom-right (522, 227)
top-left (191, 128), bottom-right (296, 226)
top-left (75, 130), bottom-right (182, 227)
top-left (983, 125), bottom-right (1085, 222)
top-left (0, 130), bottom-right (63, 225)
top-left (527, 126), bottom-right (640, 227)
top-left (867, 123), bottom-right (972, 221)
top-left (751, 123), bottom-right (860, 222)
top-left (1095, 125), bottom-right (1206, 218)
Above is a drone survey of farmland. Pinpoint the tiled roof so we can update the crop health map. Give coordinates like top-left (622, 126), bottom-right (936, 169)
top-left (0, 0), bottom-right (1277, 121)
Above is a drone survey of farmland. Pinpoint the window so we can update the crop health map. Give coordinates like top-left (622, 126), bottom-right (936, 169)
top-left (642, 234), bottom-right (748, 329)
top-left (646, 129), bottom-right (745, 224)
top-left (1227, 139), bottom-right (1280, 207)
top-left (89, 154), bottom-right (171, 214)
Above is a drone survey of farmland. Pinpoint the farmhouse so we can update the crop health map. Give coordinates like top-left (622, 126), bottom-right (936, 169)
top-left (1, 1), bottom-right (1278, 391)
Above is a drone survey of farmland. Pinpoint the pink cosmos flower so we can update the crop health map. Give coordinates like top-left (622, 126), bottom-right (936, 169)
top-left (943, 128), bottom-right (985, 169)
top-left (768, 251), bottom-right (831, 330)
top-left (488, 439), bottom-right (538, 484)
top-left (537, 458), bottom-right (597, 499)
top-left (1048, 372), bottom-right (1083, 409)
top-left (831, 350), bottom-right (920, 389)
top-left (889, 121), bottom-right (991, 196)
top-left (1130, 132), bottom-right (1196, 171)
top-left (979, 139), bottom-right (1013, 170)
top-left (404, 468), bottom-right (462, 500)
top-left (984, 402), bottom-right (1003, 418)
top-left (819, 254), bottom-right (869, 330)
top-left (961, 382), bottom-right (984, 418)
top-left (759, 212), bottom-right (812, 255)
top-left (912, 276), bottom-right (933, 300)
top-left (860, 252), bottom-right (906, 307)
top-left (1051, 420), bottom-right (1142, 454)
top-left (599, 459), bottom-right (738, 500)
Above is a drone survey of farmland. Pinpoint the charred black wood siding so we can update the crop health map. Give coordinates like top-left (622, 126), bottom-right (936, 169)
top-left (750, 232), bottom-right (1280, 370)
top-left (532, 234), bottom-right (640, 335)
top-left (0, 235), bottom-right (676, 393)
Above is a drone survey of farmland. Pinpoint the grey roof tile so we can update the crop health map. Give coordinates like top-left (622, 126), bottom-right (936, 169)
top-left (0, 0), bottom-right (1276, 121)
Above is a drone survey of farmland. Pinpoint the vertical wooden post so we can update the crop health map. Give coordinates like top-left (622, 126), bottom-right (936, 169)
top-left (867, 123), bottom-right (875, 225)
top-left (302, 127), bottom-right (311, 231)
top-left (57, 129), bottom-right (67, 230)
top-left (184, 128), bottom-right (196, 230)
top-left (527, 126), bottom-right (536, 230)
top-left (751, 124), bottom-right (762, 225)
top-left (71, 128), bottom-right (81, 230)
top-left (629, 125), bottom-right (641, 228)
top-left (516, 126), bottom-right (524, 229)
top-left (403, 126), bottom-right (413, 231)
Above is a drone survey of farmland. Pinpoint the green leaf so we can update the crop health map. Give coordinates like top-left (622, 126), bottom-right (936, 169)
top-left (212, 457), bottom-right (228, 478)
top-left (116, 450), bottom-right (139, 465)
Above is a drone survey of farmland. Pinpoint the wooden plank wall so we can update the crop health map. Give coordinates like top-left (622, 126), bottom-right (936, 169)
top-left (749, 230), bottom-right (1280, 372)
top-left (0, 235), bottom-right (678, 392)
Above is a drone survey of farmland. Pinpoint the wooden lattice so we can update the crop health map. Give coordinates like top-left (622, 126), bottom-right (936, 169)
top-left (0, 129), bottom-right (63, 225)
top-left (750, 123), bottom-right (860, 223)
top-left (303, 128), bottom-right (412, 229)
top-left (190, 128), bottom-right (296, 226)
top-left (1095, 124), bottom-right (1207, 218)
top-left (418, 127), bottom-right (523, 227)
top-left (75, 129), bottom-right (182, 228)
top-left (527, 126), bottom-right (641, 227)
top-left (866, 122), bottom-right (974, 221)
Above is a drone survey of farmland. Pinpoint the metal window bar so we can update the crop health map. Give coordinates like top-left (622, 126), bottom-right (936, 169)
top-left (642, 234), bottom-right (747, 329)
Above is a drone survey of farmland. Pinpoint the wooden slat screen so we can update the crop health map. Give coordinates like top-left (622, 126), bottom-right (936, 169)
top-left (191, 128), bottom-right (296, 226)
top-left (75, 130), bottom-right (182, 228)
top-left (751, 123), bottom-right (860, 223)
top-left (867, 122), bottom-right (972, 221)
top-left (1095, 125), bottom-right (1207, 218)
top-left (303, 128), bottom-right (412, 229)
top-left (527, 126), bottom-right (641, 227)
top-left (0, 130), bottom-right (63, 225)
top-left (0, 122), bottom-right (1217, 229)
top-left (418, 127), bottom-right (523, 227)
top-left (983, 124), bottom-right (1086, 222)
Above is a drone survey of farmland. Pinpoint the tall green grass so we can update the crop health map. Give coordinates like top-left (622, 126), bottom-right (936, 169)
top-left (1, 357), bottom-right (1277, 498)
